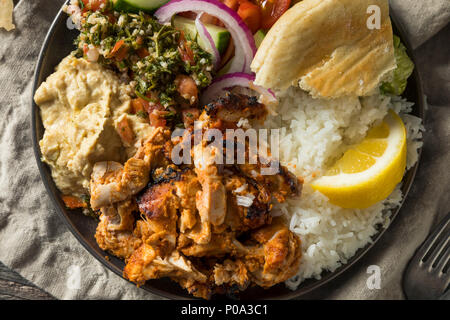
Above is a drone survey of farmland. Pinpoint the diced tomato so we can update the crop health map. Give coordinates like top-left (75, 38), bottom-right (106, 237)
top-left (178, 32), bottom-right (195, 64)
top-left (110, 39), bottom-right (124, 55)
top-left (136, 47), bottom-right (149, 59)
top-left (62, 195), bottom-right (87, 209)
top-left (136, 36), bottom-right (144, 45)
top-left (81, 0), bottom-right (107, 12)
top-left (237, 1), bottom-right (262, 33)
top-left (106, 12), bottom-right (116, 24)
top-left (116, 115), bottom-right (135, 145)
top-left (183, 45), bottom-right (195, 64)
top-left (83, 43), bottom-right (89, 55)
top-left (175, 75), bottom-right (198, 104)
top-left (149, 111), bottom-right (167, 128)
top-left (222, 0), bottom-right (239, 11)
top-left (130, 98), bottom-right (146, 114)
top-left (133, 93), bottom-right (166, 127)
top-left (109, 39), bottom-right (128, 61)
top-left (257, 0), bottom-right (291, 30)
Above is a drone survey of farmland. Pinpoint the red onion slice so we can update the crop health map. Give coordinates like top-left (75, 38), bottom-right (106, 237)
top-left (155, 0), bottom-right (256, 74)
top-left (195, 13), bottom-right (221, 69)
top-left (200, 72), bottom-right (276, 105)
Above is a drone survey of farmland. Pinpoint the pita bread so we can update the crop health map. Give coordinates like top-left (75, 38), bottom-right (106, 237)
top-left (0, 0), bottom-right (15, 31)
top-left (251, 0), bottom-right (396, 98)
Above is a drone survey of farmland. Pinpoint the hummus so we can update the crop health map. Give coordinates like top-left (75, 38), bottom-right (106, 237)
top-left (34, 56), bottom-right (152, 197)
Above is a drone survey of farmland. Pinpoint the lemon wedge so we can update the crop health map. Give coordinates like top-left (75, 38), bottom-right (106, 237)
top-left (311, 110), bottom-right (407, 209)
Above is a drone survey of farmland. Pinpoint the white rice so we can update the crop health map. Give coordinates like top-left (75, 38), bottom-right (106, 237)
top-left (261, 87), bottom-right (424, 289)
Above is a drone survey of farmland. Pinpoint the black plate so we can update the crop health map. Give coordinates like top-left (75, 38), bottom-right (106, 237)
top-left (31, 3), bottom-right (425, 300)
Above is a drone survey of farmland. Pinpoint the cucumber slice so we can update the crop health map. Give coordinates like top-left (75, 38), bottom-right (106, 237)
top-left (112, 0), bottom-right (169, 13)
top-left (172, 16), bottom-right (231, 55)
top-left (254, 29), bottom-right (266, 48)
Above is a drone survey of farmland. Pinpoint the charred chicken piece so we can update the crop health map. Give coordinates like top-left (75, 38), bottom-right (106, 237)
top-left (123, 245), bottom-right (207, 287)
top-left (177, 231), bottom-right (247, 258)
top-left (245, 218), bottom-right (302, 288)
top-left (125, 167), bottom-right (209, 290)
top-left (192, 141), bottom-right (227, 244)
top-left (94, 91), bottom-right (304, 300)
top-left (136, 173), bottom-right (180, 255)
top-left (212, 218), bottom-right (302, 292)
top-left (90, 127), bottom-right (171, 210)
top-left (236, 162), bottom-right (303, 203)
top-left (223, 174), bottom-right (272, 232)
top-left (202, 93), bottom-right (268, 126)
top-left (95, 199), bottom-right (142, 260)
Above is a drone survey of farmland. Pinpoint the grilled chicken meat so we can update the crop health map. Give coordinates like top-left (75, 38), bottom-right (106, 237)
top-left (92, 92), bottom-right (303, 299)
top-left (95, 199), bottom-right (142, 260)
top-left (223, 173), bottom-right (272, 232)
top-left (123, 245), bottom-right (207, 287)
top-left (193, 142), bottom-right (227, 243)
top-left (195, 93), bottom-right (302, 232)
top-left (177, 231), bottom-right (247, 258)
top-left (201, 93), bottom-right (268, 127)
top-left (90, 127), bottom-right (171, 209)
top-left (236, 162), bottom-right (303, 203)
top-left (245, 219), bottom-right (302, 288)
top-left (213, 218), bottom-right (302, 290)
top-left (124, 166), bottom-right (209, 287)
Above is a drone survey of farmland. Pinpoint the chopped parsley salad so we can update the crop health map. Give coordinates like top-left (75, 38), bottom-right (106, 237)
top-left (66, 2), bottom-right (214, 128)
top-left (65, 0), bottom-right (414, 129)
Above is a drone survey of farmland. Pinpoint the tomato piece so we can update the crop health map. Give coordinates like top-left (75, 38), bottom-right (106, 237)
top-left (83, 43), bottom-right (89, 55)
top-left (116, 115), bottom-right (135, 145)
top-left (149, 111), bottom-right (167, 128)
top-left (222, 0), bottom-right (239, 11)
top-left (106, 12), bottom-right (116, 23)
top-left (237, 1), bottom-right (262, 33)
top-left (109, 39), bottom-right (128, 61)
top-left (81, 0), bottom-right (107, 12)
top-left (130, 98), bottom-right (146, 114)
top-left (136, 36), bottom-right (144, 45)
top-left (62, 195), bottom-right (87, 209)
top-left (175, 75), bottom-right (198, 104)
top-left (110, 39), bottom-right (124, 55)
top-left (178, 32), bottom-right (195, 64)
top-left (257, 0), bottom-right (291, 30)
top-left (136, 47), bottom-right (149, 58)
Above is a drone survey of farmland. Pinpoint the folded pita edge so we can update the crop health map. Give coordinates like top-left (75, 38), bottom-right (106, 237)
top-left (250, 0), bottom-right (396, 99)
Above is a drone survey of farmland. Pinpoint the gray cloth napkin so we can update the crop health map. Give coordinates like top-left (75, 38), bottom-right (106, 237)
top-left (0, 0), bottom-right (448, 300)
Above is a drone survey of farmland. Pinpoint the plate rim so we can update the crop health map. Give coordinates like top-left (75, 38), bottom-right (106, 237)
top-left (30, 2), bottom-right (425, 300)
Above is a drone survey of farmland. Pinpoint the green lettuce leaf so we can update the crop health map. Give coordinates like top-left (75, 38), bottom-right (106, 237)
top-left (380, 35), bottom-right (414, 95)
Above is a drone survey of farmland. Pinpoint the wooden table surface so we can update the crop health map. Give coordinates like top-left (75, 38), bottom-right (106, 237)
top-left (0, 262), bottom-right (54, 300)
